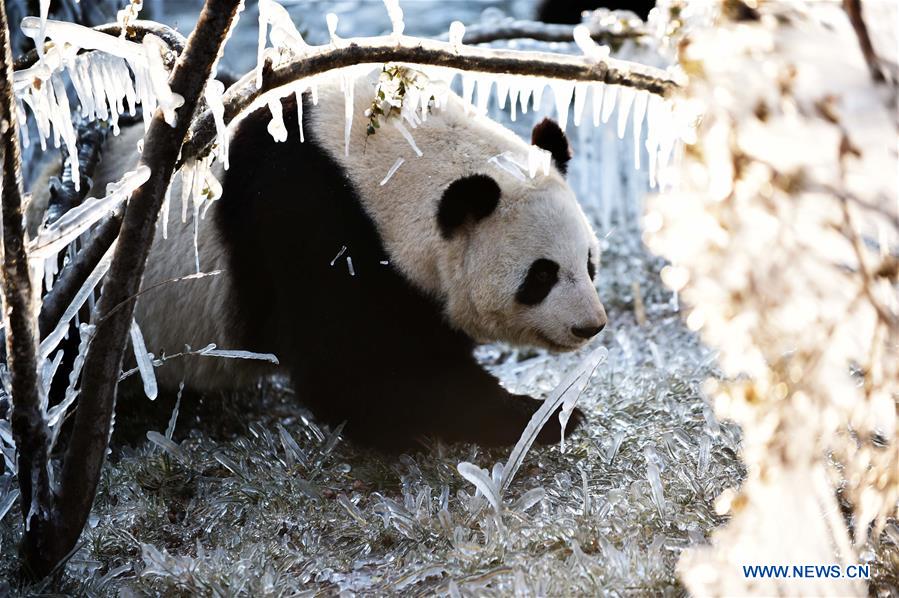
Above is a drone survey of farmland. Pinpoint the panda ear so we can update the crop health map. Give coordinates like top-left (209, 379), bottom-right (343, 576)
top-left (531, 118), bottom-right (572, 175)
top-left (437, 174), bottom-right (501, 239)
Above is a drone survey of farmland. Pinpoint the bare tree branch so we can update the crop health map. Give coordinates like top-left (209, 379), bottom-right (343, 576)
top-left (12, 0), bottom-right (243, 578)
top-left (183, 34), bottom-right (680, 163)
top-left (0, 0), bottom-right (54, 576)
top-left (438, 18), bottom-right (649, 46)
top-left (37, 211), bottom-right (121, 339)
top-left (842, 0), bottom-right (884, 83)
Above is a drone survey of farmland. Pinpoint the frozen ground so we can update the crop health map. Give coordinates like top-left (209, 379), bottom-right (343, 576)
top-left (1, 218), bottom-right (745, 595)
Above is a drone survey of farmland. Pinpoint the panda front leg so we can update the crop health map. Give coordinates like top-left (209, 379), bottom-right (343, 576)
top-left (292, 348), bottom-right (584, 452)
top-left (417, 356), bottom-right (586, 448)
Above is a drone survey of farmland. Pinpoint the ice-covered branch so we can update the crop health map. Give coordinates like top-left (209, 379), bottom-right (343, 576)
top-left (437, 17), bottom-right (650, 46)
top-left (0, 0), bottom-right (54, 574)
top-left (37, 211), bottom-right (122, 340)
top-left (13, 19), bottom-right (186, 71)
top-left (15, 0), bottom-right (245, 579)
top-left (182, 32), bottom-right (679, 162)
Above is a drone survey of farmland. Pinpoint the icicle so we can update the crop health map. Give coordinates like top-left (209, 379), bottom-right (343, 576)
top-left (518, 80), bottom-right (531, 115)
top-left (573, 24), bottom-right (610, 62)
top-left (15, 97), bottom-right (29, 149)
top-left (645, 94), bottom-right (663, 187)
top-left (143, 34), bottom-right (184, 126)
top-left (550, 80), bottom-right (574, 131)
top-left (197, 344), bottom-right (279, 364)
top-left (632, 90), bottom-right (648, 169)
top-left (448, 21), bottom-right (465, 48)
top-left (310, 82), bottom-right (318, 105)
top-left (419, 84), bottom-right (431, 122)
top-left (130, 319), bottom-right (158, 400)
top-left (495, 76), bottom-right (510, 110)
top-left (98, 58), bottom-right (122, 133)
top-left (531, 79), bottom-right (545, 113)
top-left (392, 119), bottom-right (423, 157)
top-left (383, 0), bottom-right (405, 36)
top-left (266, 98), bottom-right (288, 142)
top-left (508, 80), bottom-right (520, 121)
top-left (295, 88), bottom-right (305, 142)
top-left (205, 79), bottom-right (229, 169)
top-left (461, 74), bottom-right (476, 112)
top-left (330, 245), bottom-right (347, 266)
top-left (343, 74), bottom-right (354, 156)
top-left (261, 0), bottom-right (307, 58)
top-left (600, 84), bottom-right (618, 124)
top-left (656, 101), bottom-right (676, 189)
top-left (193, 202), bottom-right (201, 272)
top-left (475, 75), bottom-right (492, 116)
top-left (161, 180), bottom-right (172, 240)
top-left (256, 0), bottom-right (269, 88)
top-left (88, 59), bottom-right (109, 121)
top-left (326, 13), bottom-right (340, 45)
top-left (180, 161), bottom-right (196, 222)
top-left (572, 82), bottom-right (588, 127)
top-left (380, 157), bottom-right (405, 186)
top-left (50, 73), bottom-right (78, 188)
top-left (37, 0), bottom-right (50, 62)
top-left (616, 86), bottom-right (636, 139)
top-left (43, 256), bottom-right (57, 293)
top-left (400, 85), bottom-right (422, 128)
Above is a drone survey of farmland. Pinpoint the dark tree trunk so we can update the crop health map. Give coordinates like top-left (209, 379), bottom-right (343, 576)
top-left (1, 0), bottom-right (244, 578)
top-left (0, 0), bottom-right (55, 578)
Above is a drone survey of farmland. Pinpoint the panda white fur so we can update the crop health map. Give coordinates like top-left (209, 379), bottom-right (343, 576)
top-left (82, 69), bottom-right (607, 450)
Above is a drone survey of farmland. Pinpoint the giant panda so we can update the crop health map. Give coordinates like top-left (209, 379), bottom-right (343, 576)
top-left (76, 68), bottom-right (608, 450)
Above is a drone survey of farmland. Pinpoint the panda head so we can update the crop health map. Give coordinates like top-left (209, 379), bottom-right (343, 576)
top-left (436, 119), bottom-right (607, 352)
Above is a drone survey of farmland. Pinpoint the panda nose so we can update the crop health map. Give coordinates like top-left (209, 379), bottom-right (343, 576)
top-left (571, 323), bottom-right (604, 339)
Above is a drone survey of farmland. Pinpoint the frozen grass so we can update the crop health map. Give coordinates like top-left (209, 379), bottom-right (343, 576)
top-left (1, 225), bottom-right (897, 595)
top-left (1, 222), bottom-right (741, 595)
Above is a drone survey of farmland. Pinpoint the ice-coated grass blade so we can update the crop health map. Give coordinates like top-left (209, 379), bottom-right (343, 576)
top-left (457, 462), bottom-right (501, 511)
top-left (500, 345), bottom-right (608, 493)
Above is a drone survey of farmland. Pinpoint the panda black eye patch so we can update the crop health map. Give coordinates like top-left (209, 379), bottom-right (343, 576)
top-left (516, 258), bottom-right (560, 305)
top-left (587, 251), bottom-right (596, 281)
